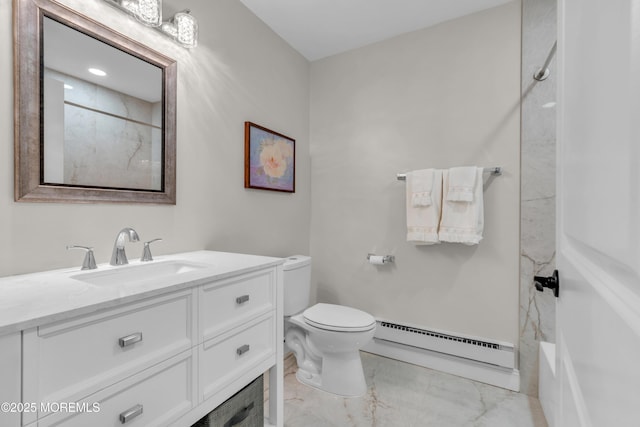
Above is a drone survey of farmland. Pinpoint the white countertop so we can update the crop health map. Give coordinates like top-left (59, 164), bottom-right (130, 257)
top-left (0, 250), bottom-right (284, 335)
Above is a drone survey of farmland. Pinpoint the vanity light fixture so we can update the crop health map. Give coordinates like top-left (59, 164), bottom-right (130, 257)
top-left (134, 0), bottom-right (162, 27)
top-left (103, 0), bottom-right (199, 48)
top-left (119, 0), bottom-right (162, 27)
top-left (162, 10), bottom-right (198, 48)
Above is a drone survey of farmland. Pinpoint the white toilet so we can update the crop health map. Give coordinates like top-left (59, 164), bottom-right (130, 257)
top-left (283, 255), bottom-right (376, 397)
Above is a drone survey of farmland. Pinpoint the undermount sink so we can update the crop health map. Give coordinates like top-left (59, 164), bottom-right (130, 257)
top-left (71, 260), bottom-right (209, 286)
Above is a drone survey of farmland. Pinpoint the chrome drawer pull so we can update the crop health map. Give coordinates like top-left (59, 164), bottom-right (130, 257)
top-left (236, 344), bottom-right (250, 356)
top-left (118, 332), bottom-right (143, 348)
top-left (119, 404), bottom-right (143, 424)
top-left (235, 295), bottom-right (250, 304)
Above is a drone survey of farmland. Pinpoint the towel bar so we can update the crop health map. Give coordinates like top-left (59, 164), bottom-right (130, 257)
top-left (396, 167), bottom-right (502, 181)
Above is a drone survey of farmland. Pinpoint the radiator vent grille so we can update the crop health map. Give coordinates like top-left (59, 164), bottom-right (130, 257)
top-left (374, 320), bottom-right (515, 369)
top-left (380, 321), bottom-right (501, 350)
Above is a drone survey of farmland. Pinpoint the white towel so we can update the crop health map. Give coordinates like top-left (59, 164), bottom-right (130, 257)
top-left (410, 169), bottom-right (434, 207)
top-left (439, 167), bottom-right (484, 245)
top-left (446, 166), bottom-right (477, 202)
top-left (406, 169), bottom-right (442, 245)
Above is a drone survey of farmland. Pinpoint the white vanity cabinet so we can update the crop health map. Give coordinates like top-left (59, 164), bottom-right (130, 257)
top-left (198, 269), bottom-right (277, 404)
top-left (0, 333), bottom-right (22, 427)
top-left (35, 351), bottom-right (196, 427)
top-left (1, 252), bottom-right (284, 427)
top-left (22, 289), bottom-right (197, 426)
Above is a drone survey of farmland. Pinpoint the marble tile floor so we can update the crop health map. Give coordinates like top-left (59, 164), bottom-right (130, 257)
top-left (280, 352), bottom-right (548, 427)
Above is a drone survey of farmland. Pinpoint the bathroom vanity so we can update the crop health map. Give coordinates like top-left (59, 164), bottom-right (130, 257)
top-left (0, 251), bottom-right (284, 427)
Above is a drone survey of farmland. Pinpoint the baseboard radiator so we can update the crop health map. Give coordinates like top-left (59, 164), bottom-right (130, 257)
top-left (362, 319), bottom-right (520, 391)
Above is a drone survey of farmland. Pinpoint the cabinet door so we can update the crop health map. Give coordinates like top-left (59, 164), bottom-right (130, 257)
top-left (0, 333), bottom-right (21, 427)
top-left (23, 289), bottom-right (196, 412)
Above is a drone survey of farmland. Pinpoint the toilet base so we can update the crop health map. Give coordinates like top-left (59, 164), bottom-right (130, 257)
top-left (295, 350), bottom-right (368, 397)
top-left (285, 309), bottom-right (375, 398)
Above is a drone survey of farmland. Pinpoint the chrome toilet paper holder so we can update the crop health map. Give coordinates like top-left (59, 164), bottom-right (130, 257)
top-left (367, 253), bottom-right (395, 264)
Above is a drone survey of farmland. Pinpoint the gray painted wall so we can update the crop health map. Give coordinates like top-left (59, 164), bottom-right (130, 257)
top-left (0, 0), bottom-right (311, 276)
top-left (3, 0), bottom-right (545, 397)
top-left (309, 3), bottom-right (522, 345)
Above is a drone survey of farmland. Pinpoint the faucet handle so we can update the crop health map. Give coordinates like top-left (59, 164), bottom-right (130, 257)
top-left (141, 238), bottom-right (162, 262)
top-left (67, 245), bottom-right (98, 270)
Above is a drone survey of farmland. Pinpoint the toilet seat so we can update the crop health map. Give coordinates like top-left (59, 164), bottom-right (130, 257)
top-left (303, 303), bottom-right (376, 332)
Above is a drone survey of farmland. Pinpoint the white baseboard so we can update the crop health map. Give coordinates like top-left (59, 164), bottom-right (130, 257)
top-left (362, 338), bottom-right (520, 392)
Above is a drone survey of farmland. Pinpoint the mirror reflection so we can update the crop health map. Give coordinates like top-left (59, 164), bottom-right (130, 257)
top-left (42, 17), bottom-right (163, 191)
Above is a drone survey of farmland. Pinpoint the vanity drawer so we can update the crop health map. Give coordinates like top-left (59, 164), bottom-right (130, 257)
top-left (24, 290), bottom-right (195, 407)
top-left (200, 268), bottom-right (275, 340)
top-left (38, 350), bottom-right (195, 427)
top-left (200, 312), bottom-right (275, 401)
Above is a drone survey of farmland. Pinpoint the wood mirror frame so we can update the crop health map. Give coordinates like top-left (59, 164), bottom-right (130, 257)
top-left (14, 0), bottom-right (177, 204)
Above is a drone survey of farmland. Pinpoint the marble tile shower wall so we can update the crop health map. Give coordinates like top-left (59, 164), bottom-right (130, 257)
top-left (519, 0), bottom-right (557, 397)
top-left (46, 69), bottom-right (161, 190)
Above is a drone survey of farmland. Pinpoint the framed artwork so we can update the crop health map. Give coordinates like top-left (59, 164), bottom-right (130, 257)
top-left (244, 122), bottom-right (295, 193)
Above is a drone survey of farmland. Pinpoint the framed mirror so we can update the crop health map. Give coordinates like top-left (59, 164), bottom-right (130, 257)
top-left (14, 0), bottom-right (177, 204)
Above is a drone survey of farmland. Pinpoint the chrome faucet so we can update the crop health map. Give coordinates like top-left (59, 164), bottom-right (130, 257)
top-left (141, 238), bottom-right (162, 262)
top-left (67, 245), bottom-right (97, 270)
top-left (110, 227), bottom-right (140, 266)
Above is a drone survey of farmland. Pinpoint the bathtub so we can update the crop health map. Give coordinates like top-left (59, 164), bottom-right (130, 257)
top-left (539, 341), bottom-right (556, 427)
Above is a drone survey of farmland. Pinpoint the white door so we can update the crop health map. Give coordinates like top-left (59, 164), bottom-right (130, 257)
top-left (556, 0), bottom-right (640, 426)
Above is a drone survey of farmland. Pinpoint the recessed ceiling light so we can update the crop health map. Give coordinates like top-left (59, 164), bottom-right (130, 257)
top-left (88, 68), bottom-right (107, 77)
top-left (64, 84), bottom-right (73, 90)
top-left (542, 101), bottom-right (556, 109)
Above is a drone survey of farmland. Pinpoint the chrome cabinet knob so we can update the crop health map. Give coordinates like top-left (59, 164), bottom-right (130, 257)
top-left (118, 332), bottom-right (143, 348)
top-left (119, 404), bottom-right (143, 424)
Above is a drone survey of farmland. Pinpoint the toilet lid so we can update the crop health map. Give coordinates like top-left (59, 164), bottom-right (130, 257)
top-left (303, 303), bottom-right (376, 332)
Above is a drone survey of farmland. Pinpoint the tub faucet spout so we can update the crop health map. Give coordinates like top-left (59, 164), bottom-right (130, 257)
top-left (110, 227), bottom-right (140, 266)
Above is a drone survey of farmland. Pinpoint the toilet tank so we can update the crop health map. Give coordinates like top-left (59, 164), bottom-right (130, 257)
top-left (283, 255), bottom-right (311, 316)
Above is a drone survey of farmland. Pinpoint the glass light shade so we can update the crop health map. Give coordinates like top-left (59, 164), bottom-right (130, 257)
top-left (174, 10), bottom-right (198, 48)
top-left (137, 0), bottom-right (162, 26)
top-left (120, 0), bottom-right (162, 27)
top-left (112, 0), bottom-right (197, 48)
top-left (119, 0), bottom-right (137, 14)
top-left (160, 22), bottom-right (177, 38)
